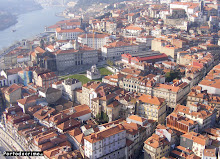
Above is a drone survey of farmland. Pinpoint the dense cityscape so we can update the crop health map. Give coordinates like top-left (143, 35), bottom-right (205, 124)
top-left (0, 0), bottom-right (220, 158)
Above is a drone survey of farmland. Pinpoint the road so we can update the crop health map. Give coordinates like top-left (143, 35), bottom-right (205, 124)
top-left (0, 136), bottom-right (16, 159)
top-left (0, 127), bottom-right (29, 159)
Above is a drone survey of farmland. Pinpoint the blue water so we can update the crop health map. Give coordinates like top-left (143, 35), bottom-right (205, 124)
top-left (0, 7), bottom-right (65, 50)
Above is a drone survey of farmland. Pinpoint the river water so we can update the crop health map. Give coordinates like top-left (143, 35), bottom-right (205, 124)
top-left (0, 7), bottom-right (65, 50)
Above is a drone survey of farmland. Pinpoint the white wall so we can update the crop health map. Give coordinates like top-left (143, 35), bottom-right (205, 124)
top-left (8, 74), bottom-right (20, 86)
top-left (17, 56), bottom-right (30, 63)
top-left (39, 91), bottom-right (46, 98)
top-left (199, 84), bottom-right (220, 95)
top-left (78, 113), bottom-right (91, 121)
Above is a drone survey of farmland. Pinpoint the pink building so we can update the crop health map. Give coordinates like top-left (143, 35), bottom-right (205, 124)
top-left (36, 72), bottom-right (58, 89)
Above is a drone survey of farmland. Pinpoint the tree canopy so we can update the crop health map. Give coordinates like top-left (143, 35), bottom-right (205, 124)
top-left (165, 70), bottom-right (181, 82)
top-left (96, 111), bottom-right (109, 124)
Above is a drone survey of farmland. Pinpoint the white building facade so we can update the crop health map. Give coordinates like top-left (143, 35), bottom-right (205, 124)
top-left (78, 34), bottom-right (110, 50)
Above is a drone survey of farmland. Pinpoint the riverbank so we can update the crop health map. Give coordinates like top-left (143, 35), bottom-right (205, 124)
top-left (0, 0), bottom-right (42, 31)
top-left (0, 7), bottom-right (65, 50)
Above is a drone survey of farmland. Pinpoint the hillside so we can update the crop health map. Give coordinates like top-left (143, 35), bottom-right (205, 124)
top-left (73, 0), bottom-right (129, 11)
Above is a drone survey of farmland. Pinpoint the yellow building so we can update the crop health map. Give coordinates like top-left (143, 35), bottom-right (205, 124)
top-left (144, 134), bottom-right (170, 159)
top-left (137, 94), bottom-right (166, 124)
top-left (4, 84), bottom-right (22, 106)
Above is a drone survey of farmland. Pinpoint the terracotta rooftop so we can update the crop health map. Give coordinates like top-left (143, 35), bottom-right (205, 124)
top-left (17, 95), bottom-right (39, 105)
top-left (5, 67), bottom-right (22, 75)
top-left (84, 124), bottom-right (125, 143)
top-left (144, 133), bottom-right (169, 148)
top-left (56, 119), bottom-right (81, 131)
top-left (125, 25), bottom-right (142, 31)
top-left (203, 149), bottom-right (216, 157)
top-left (103, 41), bottom-right (135, 48)
top-left (138, 94), bottom-right (165, 106)
top-left (35, 47), bottom-right (45, 53)
top-left (56, 27), bottom-right (84, 33)
top-left (4, 84), bottom-right (21, 95)
top-left (181, 132), bottom-right (208, 146)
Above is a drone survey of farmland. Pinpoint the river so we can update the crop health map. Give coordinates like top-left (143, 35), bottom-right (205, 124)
top-left (0, 7), bottom-right (65, 50)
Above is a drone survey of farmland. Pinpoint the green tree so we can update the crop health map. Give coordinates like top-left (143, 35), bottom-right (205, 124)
top-left (107, 59), bottom-right (114, 66)
top-left (165, 70), bottom-right (181, 82)
top-left (96, 111), bottom-right (109, 124)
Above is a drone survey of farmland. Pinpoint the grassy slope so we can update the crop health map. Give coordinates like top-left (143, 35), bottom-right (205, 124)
top-left (61, 67), bottom-right (113, 84)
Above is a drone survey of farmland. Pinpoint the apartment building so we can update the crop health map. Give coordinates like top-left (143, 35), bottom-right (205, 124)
top-left (91, 89), bottom-right (128, 121)
top-left (124, 25), bottom-right (143, 37)
top-left (119, 74), bottom-right (158, 93)
top-left (3, 84), bottom-right (22, 106)
top-left (84, 124), bottom-right (127, 159)
top-left (136, 35), bottom-right (155, 50)
top-left (119, 73), bottom-right (189, 112)
top-left (166, 112), bottom-right (199, 134)
top-left (102, 73), bottom-right (125, 86)
top-left (204, 127), bottom-right (220, 141)
top-left (151, 38), bottom-right (179, 60)
top-left (32, 67), bottom-right (51, 85)
top-left (137, 94), bottom-right (166, 124)
top-left (187, 86), bottom-right (220, 119)
top-left (143, 134), bottom-right (170, 159)
top-left (1, 67), bottom-right (22, 86)
top-left (180, 132), bottom-right (209, 157)
top-left (36, 72), bottom-right (58, 89)
top-left (0, 76), bottom-right (7, 87)
top-left (126, 115), bottom-right (155, 138)
top-left (80, 82), bottom-right (106, 107)
top-left (56, 28), bottom-right (84, 40)
top-left (167, 104), bottom-right (217, 132)
top-left (78, 34), bottom-right (110, 50)
top-left (17, 95), bottom-right (42, 113)
top-left (153, 81), bottom-right (190, 112)
top-left (155, 124), bottom-right (179, 147)
top-left (45, 19), bottom-right (81, 33)
top-left (202, 149), bottom-right (217, 159)
top-left (83, 115), bottom-right (153, 159)
top-left (182, 53), bottom-right (215, 88)
top-left (116, 92), bottom-right (138, 119)
top-left (52, 78), bottom-right (82, 102)
top-left (184, 64), bottom-right (205, 88)
top-left (101, 41), bottom-right (138, 60)
top-left (170, 2), bottom-right (200, 16)
top-left (198, 64), bottom-right (220, 95)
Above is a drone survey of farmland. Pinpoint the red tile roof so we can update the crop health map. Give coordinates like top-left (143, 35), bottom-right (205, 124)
top-left (17, 95), bottom-right (39, 105)
top-left (4, 84), bottom-right (21, 95)
top-left (56, 28), bottom-right (84, 33)
top-left (139, 94), bottom-right (165, 106)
